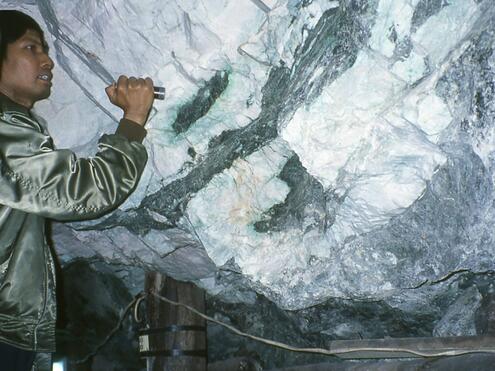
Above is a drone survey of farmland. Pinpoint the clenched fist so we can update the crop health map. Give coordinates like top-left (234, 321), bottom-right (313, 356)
top-left (106, 75), bottom-right (154, 126)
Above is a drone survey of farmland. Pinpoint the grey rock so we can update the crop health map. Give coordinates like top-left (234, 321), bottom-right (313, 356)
top-left (433, 285), bottom-right (482, 336)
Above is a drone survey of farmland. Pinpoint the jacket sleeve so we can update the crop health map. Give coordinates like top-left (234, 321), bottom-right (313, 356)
top-left (0, 113), bottom-right (148, 221)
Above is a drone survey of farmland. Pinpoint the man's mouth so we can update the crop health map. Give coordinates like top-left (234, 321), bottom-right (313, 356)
top-left (38, 73), bottom-right (52, 82)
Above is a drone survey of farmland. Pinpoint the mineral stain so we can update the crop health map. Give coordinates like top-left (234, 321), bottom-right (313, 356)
top-left (172, 71), bottom-right (229, 134)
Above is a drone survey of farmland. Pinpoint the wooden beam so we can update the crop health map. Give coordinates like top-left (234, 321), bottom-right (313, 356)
top-left (328, 335), bottom-right (495, 359)
top-left (272, 353), bottom-right (495, 371)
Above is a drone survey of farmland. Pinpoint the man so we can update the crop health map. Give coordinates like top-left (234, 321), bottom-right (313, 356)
top-left (0, 10), bottom-right (155, 370)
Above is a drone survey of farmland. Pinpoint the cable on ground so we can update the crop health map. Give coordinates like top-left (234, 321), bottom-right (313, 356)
top-left (70, 290), bottom-right (495, 363)
top-left (150, 291), bottom-right (495, 359)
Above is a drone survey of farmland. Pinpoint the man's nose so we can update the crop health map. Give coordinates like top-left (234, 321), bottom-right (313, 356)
top-left (41, 54), bottom-right (54, 70)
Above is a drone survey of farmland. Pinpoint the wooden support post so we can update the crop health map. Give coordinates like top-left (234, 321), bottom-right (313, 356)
top-left (141, 272), bottom-right (207, 371)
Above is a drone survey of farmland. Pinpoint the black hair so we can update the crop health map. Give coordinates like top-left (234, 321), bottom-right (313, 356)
top-left (0, 10), bottom-right (46, 70)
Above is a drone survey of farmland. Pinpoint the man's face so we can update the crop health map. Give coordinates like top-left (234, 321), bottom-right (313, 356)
top-left (0, 29), bottom-right (54, 108)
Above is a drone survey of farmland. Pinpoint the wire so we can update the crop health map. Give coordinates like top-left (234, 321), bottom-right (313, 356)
top-left (133, 294), bottom-right (146, 323)
top-left (149, 291), bottom-right (495, 359)
top-left (69, 290), bottom-right (495, 364)
top-left (70, 292), bottom-right (146, 365)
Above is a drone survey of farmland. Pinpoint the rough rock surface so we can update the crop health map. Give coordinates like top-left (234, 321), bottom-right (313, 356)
top-left (3, 0), bottom-right (495, 356)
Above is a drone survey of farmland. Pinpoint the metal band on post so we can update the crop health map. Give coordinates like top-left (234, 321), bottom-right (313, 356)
top-left (142, 273), bottom-right (207, 370)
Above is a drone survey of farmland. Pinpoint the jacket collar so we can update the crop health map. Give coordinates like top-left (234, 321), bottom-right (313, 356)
top-left (0, 93), bottom-right (31, 116)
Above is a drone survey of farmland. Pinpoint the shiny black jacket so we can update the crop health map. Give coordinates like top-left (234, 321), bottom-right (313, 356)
top-left (0, 94), bottom-right (147, 352)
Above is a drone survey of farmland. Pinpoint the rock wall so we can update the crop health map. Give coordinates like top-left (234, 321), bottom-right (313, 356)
top-left (3, 0), bottom-right (495, 320)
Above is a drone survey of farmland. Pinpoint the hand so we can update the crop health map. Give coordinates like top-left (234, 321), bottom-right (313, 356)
top-left (105, 75), bottom-right (154, 126)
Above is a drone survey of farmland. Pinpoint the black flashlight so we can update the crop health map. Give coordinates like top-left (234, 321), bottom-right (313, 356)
top-left (153, 86), bottom-right (165, 100)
